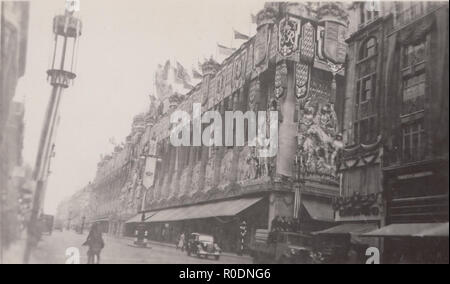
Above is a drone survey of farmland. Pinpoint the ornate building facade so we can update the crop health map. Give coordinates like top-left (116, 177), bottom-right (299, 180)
top-left (67, 2), bottom-right (353, 252)
top-left (314, 1), bottom-right (449, 264)
top-left (125, 2), bottom-right (350, 252)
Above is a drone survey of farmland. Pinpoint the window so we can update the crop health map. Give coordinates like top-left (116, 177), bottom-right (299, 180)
top-left (354, 116), bottom-right (377, 144)
top-left (359, 37), bottom-right (377, 60)
top-left (395, 2), bottom-right (430, 26)
top-left (354, 36), bottom-right (378, 145)
top-left (355, 74), bottom-right (376, 119)
top-left (401, 38), bottom-right (427, 115)
top-left (360, 2), bottom-right (380, 26)
top-left (402, 121), bottom-right (427, 162)
top-left (402, 41), bottom-right (426, 68)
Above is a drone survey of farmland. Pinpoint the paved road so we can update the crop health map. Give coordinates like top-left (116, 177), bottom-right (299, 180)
top-left (11, 230), bottom-right (252, 264)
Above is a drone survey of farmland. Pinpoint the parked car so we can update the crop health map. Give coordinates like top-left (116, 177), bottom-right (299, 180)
top-left (186, 233), bottom-right (221, 260)
top-left (249, 229), bottom-right (313, 264)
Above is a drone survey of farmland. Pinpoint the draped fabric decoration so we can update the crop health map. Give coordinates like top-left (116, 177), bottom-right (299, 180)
top-left (269, 24), bottom-right (279, 62)
top-left (300, 22), bottom-right (316, 64)
top-left (295, 62), bottom-right (310, 99)
top-left (254, 24), bottom-right (269, 74)
top-left (275, 61), bottom-right (288, 99)
top-left (246, 40), bottom-right (255, 79)
top-left (278, 16), bottom-right (301, 58)
top-left (248, 79), bottom-right (261, 111)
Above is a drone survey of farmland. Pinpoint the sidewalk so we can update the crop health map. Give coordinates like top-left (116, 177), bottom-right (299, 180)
top-left (113, 234), bottom-right (253, 262)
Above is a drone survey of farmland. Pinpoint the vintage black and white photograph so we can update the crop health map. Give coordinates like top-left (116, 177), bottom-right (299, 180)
top-left (0, 0), bottom-right (448, 265)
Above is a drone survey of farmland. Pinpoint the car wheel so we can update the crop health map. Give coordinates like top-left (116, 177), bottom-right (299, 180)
top-left (215, 255), bottom-right (220, 261)
top-left (187, 251), bottom-right (191, 256)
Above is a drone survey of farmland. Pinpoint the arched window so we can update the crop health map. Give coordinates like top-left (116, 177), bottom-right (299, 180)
top-left (359, 37), bottom-right (377, 60)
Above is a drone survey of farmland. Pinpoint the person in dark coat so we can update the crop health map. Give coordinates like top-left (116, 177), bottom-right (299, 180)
top-left (83, 223), bottom-right (105, 264)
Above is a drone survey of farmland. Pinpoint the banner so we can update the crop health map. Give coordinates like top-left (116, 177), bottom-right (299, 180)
top-left (143, 157), bottom-right (157, 188)
top-left (234, 29), bottom-right (250, 40)
top-left (217, 44), bottom-right (236, 57)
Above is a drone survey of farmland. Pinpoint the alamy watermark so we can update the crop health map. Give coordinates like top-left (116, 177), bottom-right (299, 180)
top-left (170, 103), bottom-right (278, 158)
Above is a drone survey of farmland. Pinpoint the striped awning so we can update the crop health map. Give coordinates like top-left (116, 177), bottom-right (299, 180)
top-left (313, 223), bottom-right (378, 236)
top-left (362, 222), bottom-right (449, 237)
top-left (145, 197), bottom-right (263, 223)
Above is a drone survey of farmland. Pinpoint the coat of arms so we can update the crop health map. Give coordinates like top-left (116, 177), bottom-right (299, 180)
top-left (278, 17), bottom-right (301, 58)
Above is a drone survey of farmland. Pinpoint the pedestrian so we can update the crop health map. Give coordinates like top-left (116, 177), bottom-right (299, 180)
top-left (177, 232), bottom-right (186, 251)
top-left (83, 223), bottom-right (104, 264)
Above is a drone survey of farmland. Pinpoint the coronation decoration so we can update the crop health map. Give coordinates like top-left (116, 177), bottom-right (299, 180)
top-left (254, 24), bottom-right (269, 74)
top-left (218, 149), bottom-right (234, 189)
top-left (278, 17), bottom-right (301, 58)
top-left (275, 61), bottom-right (288, 99)
top-left (300, 22), bottom-right (315, 63)
top-left (295, 62), bottom-right (310, 99)
top-left (333, 192), bottom-right (383, 217)
top-left (322, 20), bottom-right (347, 65)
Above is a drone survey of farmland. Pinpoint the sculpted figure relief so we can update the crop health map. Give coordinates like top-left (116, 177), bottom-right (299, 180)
top-left (189, 163), bottom-right (202, 196)
top-left (219, 150), bottom-right (234, 188)
top-left (297, 99), bottom-right (343, 180)
top-left (204, 157), bottom-right (215, 191)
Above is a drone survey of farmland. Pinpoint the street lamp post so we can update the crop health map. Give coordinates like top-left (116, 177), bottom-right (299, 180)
top-left (23, 7), bottom-right (82, 264)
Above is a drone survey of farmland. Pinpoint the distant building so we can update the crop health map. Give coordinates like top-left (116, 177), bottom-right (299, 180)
top-left (56, 184), bottom-right (92, 232)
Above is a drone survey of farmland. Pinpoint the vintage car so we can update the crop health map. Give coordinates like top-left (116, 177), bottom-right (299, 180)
top-left (186, 233), bottom-right (221, 260)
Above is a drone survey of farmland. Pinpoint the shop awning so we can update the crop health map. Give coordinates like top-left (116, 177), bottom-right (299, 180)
top-left (125, 212), bottom-right (158, 224)
top-left (302, 199), bottom-right (334, 222)
top-left (414, 222), bottom-right (449, 237)
top-left (146, 197), bottom-right (263, 223)
top-left (125, 214), bottom-right (144, 224)
top-left (362, 222), bottom-right (449, 237)
top-left (313, 223), bottom-right (378, 236)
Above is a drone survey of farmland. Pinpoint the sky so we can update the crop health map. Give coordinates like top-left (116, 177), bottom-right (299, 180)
top-left (16, 0), bottom-right (265, 214)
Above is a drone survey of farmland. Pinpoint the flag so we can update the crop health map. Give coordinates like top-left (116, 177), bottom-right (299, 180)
top-left (183, 81), bottom-right (194, 90)
top-left (192, 68), bottom-right (203, 79)
top-left (251, 13), bottom-right (257, 24)
top-left (217, 44), bottom-right (236, 57)
top-left (162, 60), bottom-right (171, 80)
top-left (234, 29), bottom-right (250, 40)
top-left (176, 61), bottom-right (191, 83)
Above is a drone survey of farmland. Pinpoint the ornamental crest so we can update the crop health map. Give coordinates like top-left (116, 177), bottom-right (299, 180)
top-left (278, 17), bottom-right (301, 57)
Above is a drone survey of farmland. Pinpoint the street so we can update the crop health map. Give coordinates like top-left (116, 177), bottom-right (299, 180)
top-left (9, 230), bottom-right (253, 264)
